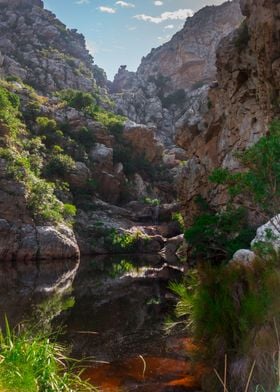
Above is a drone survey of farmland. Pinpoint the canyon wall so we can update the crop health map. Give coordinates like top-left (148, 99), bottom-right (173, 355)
top-left (110, 0), bottom-right (243, 145)
top-left (176, 0), bottom-right (280, 220)
top-left (0, 0), bottom-right (98, 93)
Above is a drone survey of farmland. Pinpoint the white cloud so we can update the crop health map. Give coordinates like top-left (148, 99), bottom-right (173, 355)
top-left (86, 39), bottom-right (96, 55)
top-left (116, 1), bottom-right (135, 8)
top-left (157, 34), bottom-right (171, 41)
top-left (75, 0), bottom-right (90, 4)
top-left (98, 6), bottom-right (116, 13)
top-left (134, 8), bottom-right (193, 24)
top-left (127, 26), bottom-right (137, 31)
top-left (164, 24), bottom-right (174, 29)
top-left (154, 1), bottom-right (163, 6)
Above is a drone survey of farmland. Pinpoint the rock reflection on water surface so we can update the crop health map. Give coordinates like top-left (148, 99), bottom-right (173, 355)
top-left (0, 258), bottom-right (79, 327)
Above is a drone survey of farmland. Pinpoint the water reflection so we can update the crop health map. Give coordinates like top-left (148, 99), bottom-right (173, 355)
top-left (0, 259), bottom-right (79, 327)
top-left (0, 255), bottom-right (199, 391)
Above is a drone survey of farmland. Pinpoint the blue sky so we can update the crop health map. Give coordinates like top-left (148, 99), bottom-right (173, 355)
top-left (44, 0), bottom-right (225, 80)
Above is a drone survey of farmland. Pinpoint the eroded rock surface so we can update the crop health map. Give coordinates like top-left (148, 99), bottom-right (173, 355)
top-left (0, 0), bottom-right (98, 92)
top-left (177, 0), bottom-right (280, 220)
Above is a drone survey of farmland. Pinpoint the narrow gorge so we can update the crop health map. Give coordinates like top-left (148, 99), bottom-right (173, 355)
top-left (0, 0), bottom-right (279, 391)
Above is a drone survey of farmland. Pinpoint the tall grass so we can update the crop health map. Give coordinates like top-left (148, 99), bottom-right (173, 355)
top-left (0, 318), bottom-right (96, 392)
top-left (167, 254), bottom-right (280, 391)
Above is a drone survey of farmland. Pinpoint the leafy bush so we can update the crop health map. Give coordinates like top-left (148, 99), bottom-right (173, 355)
top-left (73, 126), bottom-right (96, 148)
top-left (63, 203), bottom-right (77, 219)
top-left (235, 21), bottom-right (250, 51)
top-left (0, 148), bottom-right (73, 224)
top-left (36, 116), bottom-right (57, 133)
top-left (58, 89), bottom-right (96, 111)
top-left (0, 318), bottom-right (95, 392)
top-left (45, 153), bottom-right (75, 178)
top-left (184, 205), bottom-right (255, 264)
top-left (92, 109), bottom-right (124, 139)
top-left (168, 255), bottom-right (280, 391)
top-left (209, 120), bottom-right (280, 220)
top-left (0, 86), bottom-right (22, 137)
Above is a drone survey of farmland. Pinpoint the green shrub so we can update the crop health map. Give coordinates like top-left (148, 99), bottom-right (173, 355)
top-left (172, 212), bottom-right (185, 231)
top-left (235, 21), bottom-right (250, 51)
top-left (63, 203), bottom-right (77, 219)
top-left (5, 75), bottom-right (22, 83)
top-left (0, 86), bottom-right (22, 137)
top-left (92, 109), bottom-right (124, 139)
top-left (209, 119), bottom-right (280, 220)
top-left (28, 178), bottom-right (65, 223)
top-left (36, 116), bottom-right (57, 133)
top-left (58, 89), bottom-right (96, 111)
top-left (73, 127), bottom-right (96, 148)
top-left (45, 153), bottom-right (75, 178)
top-left (0, 318), bottom-right (95, 392)
top-left (184, 205), bottom-right (254, 264)
top-left (167, 259), bottom-right (280, 361)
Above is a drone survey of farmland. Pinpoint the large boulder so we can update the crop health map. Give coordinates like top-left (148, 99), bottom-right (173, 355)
top-left (0, 220), bottom-right (79, 261)
top-left (123, 120), bottom-right (163, 163)
top-left (251, 214), bottom-right (280, 251)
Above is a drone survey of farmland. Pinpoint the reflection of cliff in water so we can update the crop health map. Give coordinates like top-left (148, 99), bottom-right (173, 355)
top-left (0, 259), bottom-right (79, 327)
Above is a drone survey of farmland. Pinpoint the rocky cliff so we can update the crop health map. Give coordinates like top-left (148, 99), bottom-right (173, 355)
top-left (0, 0), bottom-right (98, 93)
top-left (110, 0), bottom-right (243, 145)
top-left (176, 0), bottom-right (280, 221)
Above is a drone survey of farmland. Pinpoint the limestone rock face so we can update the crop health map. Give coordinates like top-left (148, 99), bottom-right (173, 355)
top-left (177, 0), bottom-right (280, 220)
top-left (110, 1), bottom-right (242, 145)
top-left (0, 0), bottom-right (97, 92)
top-left (123, 121), bottom-right (164, 163)
top-left (137, 0), bottom-right (242, 92)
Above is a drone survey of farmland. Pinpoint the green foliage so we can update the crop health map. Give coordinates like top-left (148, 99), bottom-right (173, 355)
top-left (113, 144), bottom-right (155, 177)
top-left (92, 109), bottom-right (124, 138)
top-left (28, 178), bottom-right (65, 223)
top-left (45, 153), bottom-right (75, 178)
top-left (104, 228), bottom-right (148, 253)
top-left (36, 116), bottom-right (57, 133)
top-left (35, 116), bottom-right (66, 148)
top-left (58, 89), bottom-right (96, 111)
top-left (209, 120), bottom-right (280, 219)
top-left (168, 256), bottom-right (280, 364)
top-left (0, 85), bottom-right (22, 137)
top-left (5, 75), bottom-right (22, 83)
top-left (108, 259), bottom-right (134, 278)
top-left (143, 197), bottom-right (160, 206)
top-left (185, 205), bottom-right (255, 263)
top-left (72, 127), bottom-right (96, 148)
top-left (172, 212), bottom-right (185, 231)
top-left (63, 203), bottom-right (77, 219)
top-left (0, 148), bottom-right (73, 224)
top-left (235, 21), bottom-right (250, 51)
top-left (0, 318), bottom-right (95, 392)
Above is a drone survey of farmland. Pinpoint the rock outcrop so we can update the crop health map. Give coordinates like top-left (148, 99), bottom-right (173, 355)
top-left (0, 0), bottom-right (98, 93)
top-left (137, 0), bottom-right (242, 92)
top-left (177, 0), bottom-right (280, 220)
top-left (110, 1), bottom-right (242, 144)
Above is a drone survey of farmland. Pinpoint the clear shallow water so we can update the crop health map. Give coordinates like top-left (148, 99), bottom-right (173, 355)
top-left (0, 256), bottom-right (201, 391)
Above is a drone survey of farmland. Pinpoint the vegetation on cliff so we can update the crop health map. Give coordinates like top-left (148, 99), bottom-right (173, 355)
top-left (170, 121), bottom-right (280, 391)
